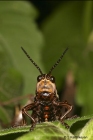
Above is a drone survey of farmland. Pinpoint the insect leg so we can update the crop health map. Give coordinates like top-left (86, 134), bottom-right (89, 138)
top-left (22, 102), bottom-right (38, 130)
top-left (53, 100), bottom-right (72, 128)
top-left (66, 115), bottom-right (78, 120)
top-left (59, 101), bottom-right (72, 121)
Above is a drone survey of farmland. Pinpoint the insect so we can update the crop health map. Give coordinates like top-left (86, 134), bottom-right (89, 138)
top-left (21, 47), bottom-right (72, 131)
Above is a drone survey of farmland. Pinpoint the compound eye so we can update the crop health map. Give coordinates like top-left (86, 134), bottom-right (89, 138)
top-left (50, 76), bottom-right (55, 83)
top-left (37, 75), bottom-right (42, 82)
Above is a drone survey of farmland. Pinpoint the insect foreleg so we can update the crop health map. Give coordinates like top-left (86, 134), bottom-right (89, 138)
top-left (53, 100), bottom-right (72, 128)
top-left (59, 101), bottom-right (72, 121)
top-left (22, 103), bottom-right (36, 125)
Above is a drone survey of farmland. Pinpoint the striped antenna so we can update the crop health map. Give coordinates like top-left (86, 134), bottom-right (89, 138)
top-left (21, 47), bottom-right (43, 75)
top-left (48, 48), bottom-right (68, 75)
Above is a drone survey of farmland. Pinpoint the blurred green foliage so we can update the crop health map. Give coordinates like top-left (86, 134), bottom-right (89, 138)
top-left (0, 1), bottom-right (93, 139)
top-left (0, 0), bottom-right (44, 127)
top-left (41, 1), bottom-right (93, 115)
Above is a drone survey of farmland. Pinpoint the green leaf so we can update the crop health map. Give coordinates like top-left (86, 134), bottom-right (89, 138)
top-left (0, 1), bottom-right (44, 96)
top-left (0, 122), bottom-right (74, 140)
top-left (0, 1), bottom-right (44, 127)
top-left (65, 114), bottom-right (93, 127)
top-left (78, 118), bottom-right (93, 140)
top-left (0, 115), bottom-right (93, 139)
top-left (0, 37), bottom-right (23, 123)
top-left (0, 106), bottom-right (11, 124)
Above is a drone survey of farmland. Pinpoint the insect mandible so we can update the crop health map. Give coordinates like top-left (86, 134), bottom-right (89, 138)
top-left (21, 47), bottom-right (72, 131)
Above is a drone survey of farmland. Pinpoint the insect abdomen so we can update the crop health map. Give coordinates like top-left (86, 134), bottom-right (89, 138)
top-left (44, 106), bottom-right (49, 121)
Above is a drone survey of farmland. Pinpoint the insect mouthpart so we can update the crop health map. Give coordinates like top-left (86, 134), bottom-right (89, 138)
top-left (42, 92), bottom-right (50, 97)
top-left (41, 92), bottom-right (52, 101)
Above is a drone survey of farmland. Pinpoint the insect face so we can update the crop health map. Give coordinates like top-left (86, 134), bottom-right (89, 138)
top-left (36, 74), bottom-right (57, 101)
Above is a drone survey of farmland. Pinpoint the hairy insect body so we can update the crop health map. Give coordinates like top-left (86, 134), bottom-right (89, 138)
top-left (42, 104), bottom-right (55, 122)
top-left (31, 100), bottom-right (58, 123)
top-left (44, 106), bottom-right (49, 121)
top-left (34, 75), bottom-right (58, 122)
top-left (21, 47), bottom-right (73, 131)
top-left (32, 74), bottom-right (59, 122)
top-left (34, 103), bottom-right (53, 122)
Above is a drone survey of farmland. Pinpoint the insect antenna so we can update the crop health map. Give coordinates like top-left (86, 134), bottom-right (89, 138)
top-left (48, 48), bottom-right (68, 75)
top-left (21, 47), bottom-right (43, 75)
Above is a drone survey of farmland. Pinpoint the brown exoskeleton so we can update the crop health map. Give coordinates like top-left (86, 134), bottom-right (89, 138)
top-left (21, 47), bottom-right (73, 131)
